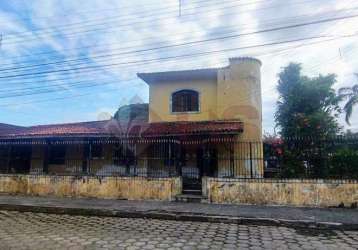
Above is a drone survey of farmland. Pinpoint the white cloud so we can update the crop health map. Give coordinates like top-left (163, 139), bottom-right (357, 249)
top-left (0, 0), bottom-right (357, 132)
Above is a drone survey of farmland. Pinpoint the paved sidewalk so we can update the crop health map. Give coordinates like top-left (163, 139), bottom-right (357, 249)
top-left (1, 210), bottom-right (358, 249)
top-left (0, 195), bottom-right (357, 230)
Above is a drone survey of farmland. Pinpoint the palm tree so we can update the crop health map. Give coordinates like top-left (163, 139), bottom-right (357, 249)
top-left (339, 74), bottom-right (358, 125)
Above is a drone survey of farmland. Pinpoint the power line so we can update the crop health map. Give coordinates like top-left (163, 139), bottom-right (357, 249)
top-left (3, 5), bottom-right (345, 67)
top-left (1, 33), bottom-right (356, 98)
top-left (3, 0), bottom-right (321, 45)
top-left (0, 7), bottom-right (356, 97)
top-left (0, 77), bottom-right (126, 94)
top-left (0, 88), bottom-right (121, 107)
top-left (0, 78), bottom-right (137, 99)
top-left (0, 35), bottom-right (349, 94)
top-left (0, 19), bottom-right (357, 80)
top-left (1, 34), bottom-right (355, 108)
top-left (3, 0), bottom-right (256, 39)
top-left (6, 0), bottom-right (220, 24)
top-left (7, 0), bottom-right (245, 31)
top-left (0, 14), bottom-right (358, 79)
top-left (2, 12), bottom-right (358, 74)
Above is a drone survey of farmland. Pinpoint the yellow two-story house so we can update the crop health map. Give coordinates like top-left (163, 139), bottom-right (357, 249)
top-left (0, 57), bottom-right (263, 194)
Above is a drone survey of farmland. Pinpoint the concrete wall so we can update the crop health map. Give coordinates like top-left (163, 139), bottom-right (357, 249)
top-left (0, 175), bottom-right (182, 201)
top-left (205, 178), bottom-right (358, 207)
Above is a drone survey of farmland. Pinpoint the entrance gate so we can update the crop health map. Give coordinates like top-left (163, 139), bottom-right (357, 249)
top-left (180, 146), bottom-right (217, 195)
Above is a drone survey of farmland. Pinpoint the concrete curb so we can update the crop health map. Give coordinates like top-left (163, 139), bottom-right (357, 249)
top-left (1, 203), bottom-right (357, 231)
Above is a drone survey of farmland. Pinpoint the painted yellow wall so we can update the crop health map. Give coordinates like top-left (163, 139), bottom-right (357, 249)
top-left (217, 58), bottom-right (262, 141)
top-left (147, 58), bottom-right (263, 177)
top-left (147, 58), bottom-right (262, 141)
top-left (206, 178), bottom-right (358, 207)
top-left (0, 174), bottom-right (182, 201)
top-left (149, 79), bottom-right (218, 123)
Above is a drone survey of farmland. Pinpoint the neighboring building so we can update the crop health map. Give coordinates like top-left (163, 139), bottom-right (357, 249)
top-left (0, 57), bottom-right (262, 193)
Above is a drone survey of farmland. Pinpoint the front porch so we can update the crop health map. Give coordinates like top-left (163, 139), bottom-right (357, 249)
top-left (0, 137), bottom-right (263, 194)
top-left (0, 119), bottom-right (264, 198)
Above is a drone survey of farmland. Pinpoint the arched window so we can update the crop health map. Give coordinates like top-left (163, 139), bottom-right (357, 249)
top-left (172, 90), bottom-right (199, 113)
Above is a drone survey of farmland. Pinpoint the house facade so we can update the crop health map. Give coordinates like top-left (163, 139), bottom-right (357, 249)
top-left (0, 57), bottom-right (263, 194)
top-left (142, 57), bottom-right (262, 140)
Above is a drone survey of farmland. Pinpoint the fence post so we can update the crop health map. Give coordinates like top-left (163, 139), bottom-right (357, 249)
top-left (43, 142), bottom-right (49, 174)
top-left (230, 142), bottom-right (234, 177)
top-left (168, 139), bottom-right (172, 177)
top-left (249, 142), bottom-right (253, 178)
top-left (88, 142), bottom-right (92, 174)
top-left (132, 139), bottom-right (138, 176)
top-left (6, 145), bottom-right (12, 174)
top-left (176, 141), bottom-right (182, 176)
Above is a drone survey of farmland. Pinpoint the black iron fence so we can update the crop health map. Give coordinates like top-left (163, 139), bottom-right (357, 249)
top-left (264, 136), bottom-right (358, 179)
top-left (0, 136), bottom-right (357, 179)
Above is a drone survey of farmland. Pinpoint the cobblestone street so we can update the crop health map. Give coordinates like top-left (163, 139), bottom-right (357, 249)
top-left (0, 211), bottom-right (357, 250)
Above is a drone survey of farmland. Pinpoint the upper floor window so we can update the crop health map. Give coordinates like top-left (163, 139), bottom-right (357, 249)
top-left (172, 90), bottom-right (199, 113)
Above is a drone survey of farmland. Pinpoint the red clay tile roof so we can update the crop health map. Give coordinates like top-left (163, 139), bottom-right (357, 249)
top-left (141, 120), bottom-right (243, 136)
top-left (0, 119), bottom-right (243, 139)
top-left (0, 120), bottom-right (109, 139)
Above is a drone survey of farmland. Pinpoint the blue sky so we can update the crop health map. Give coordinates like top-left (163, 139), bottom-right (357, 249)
top-left (0, 0), bottom-right (357, 133)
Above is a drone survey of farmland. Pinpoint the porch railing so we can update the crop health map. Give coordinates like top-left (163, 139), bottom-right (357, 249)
top-left (0, 136), bottom-right (357, 179)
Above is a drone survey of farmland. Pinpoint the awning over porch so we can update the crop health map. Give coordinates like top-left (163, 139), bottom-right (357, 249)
top-left (0, 119), bottom-right (243, 143)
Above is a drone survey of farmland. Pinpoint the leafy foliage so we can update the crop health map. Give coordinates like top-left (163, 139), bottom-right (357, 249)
top-left (275, 63), bottom-right (341, 138)
top-left (338, 74), bottom-right (358, 125)
top-left (272, 63), bottom-right (347, 178)
top-left (264, 137), bottom-right (358, 179)
top-left (329, 148), bottom-right (358, 179)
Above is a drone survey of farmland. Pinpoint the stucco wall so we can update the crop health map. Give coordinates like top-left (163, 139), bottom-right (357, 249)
top-left (147, 58), bottom-right (262, 142)
top-left (205, 178), bottom-right (358, 207)
top-left (149, 79), bottom-right (218, 123)
top-left (217, 58), bottom-right (262, 141)
top-left (0, 175), bottom-right (182, 201)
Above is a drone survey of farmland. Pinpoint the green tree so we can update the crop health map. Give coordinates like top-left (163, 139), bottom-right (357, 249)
top-left (274, 63), bottom-right (343, 178)
top-left (275, 63), bottom-right (341, 138)
top-left (338, 74), bottom-right (358, 125)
